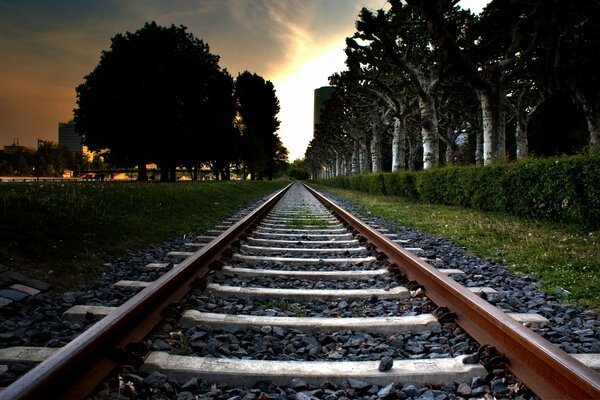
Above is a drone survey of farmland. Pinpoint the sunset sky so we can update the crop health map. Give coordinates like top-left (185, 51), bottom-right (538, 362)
top-left (0, 0), bottom-right (488, 161)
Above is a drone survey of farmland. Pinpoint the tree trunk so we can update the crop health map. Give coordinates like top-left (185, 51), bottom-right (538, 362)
top-left (344, 155), bottom-right (351, 175)
top-left (475, 128), bottom-right (484, 165)
top-left (336, 154), bottom-right (343, 177)
top-left (364, 137), bottom-right (372, 173)
top-left (479, 90), bottom-right (493, 163)
top-left (407, 132), bottom-right (419, 172)
top-left (445, 141), bottom-right (454, 164)
top-left (370, 127), bottom-right (383, 173)
top-left (418, 95), bottom-right (439, 169)
top-left (138, 163), bottom-right (147, 181)
top-left (515, 116), bottom-right (528, 160)
top-left (498, 88), bottom-right (507, 158)
top-left (391, 116), bottom-right (406, 172)
top-left (352, 141), bottom-right (359, 174)
top-left (571, 89), bottom-right (600, 151)
top-left (587, 113), bottom-right (600, 150)
top-left (359, 137), bottom-right (368, 173)
top-left (477, 88), bottom-right (506, 164)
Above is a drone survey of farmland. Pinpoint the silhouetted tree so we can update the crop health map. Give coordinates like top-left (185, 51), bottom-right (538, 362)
top-left (235, 71), bottom-right (284, 179)
top-left (196, 69), bottom-right (239, 180)
top-left (74, 22), bottom-right (226, 181)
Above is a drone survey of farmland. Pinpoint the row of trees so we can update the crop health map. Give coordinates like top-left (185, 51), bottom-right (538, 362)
top-left (305, 0), bottom-right (599, 177)
top-left (0, 142), bottom-right (101, 177)
top-left (75, 22), bottom-right (287, 181)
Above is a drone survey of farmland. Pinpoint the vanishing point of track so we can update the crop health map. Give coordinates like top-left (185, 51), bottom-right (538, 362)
top-left (1, 182), bottom-right (599, 399)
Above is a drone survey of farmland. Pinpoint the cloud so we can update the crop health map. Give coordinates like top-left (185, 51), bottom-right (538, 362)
top-left (0, 0), bottom-right (386, 155)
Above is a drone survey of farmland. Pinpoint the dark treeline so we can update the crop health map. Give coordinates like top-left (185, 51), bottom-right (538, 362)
top-left (305, 0), bottom-right (600, 178)
top-left (0, 141), bottom-right (100, 177)
top-left (74, 22), bottom-right (286, 181)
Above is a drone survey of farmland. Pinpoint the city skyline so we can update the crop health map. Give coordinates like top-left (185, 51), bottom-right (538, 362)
top-left (0, 0), bottom-right (488, 161)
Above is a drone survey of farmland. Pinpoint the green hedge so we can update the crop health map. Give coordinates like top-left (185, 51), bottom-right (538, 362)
top-left (316, 154), bottom-right (600, 228)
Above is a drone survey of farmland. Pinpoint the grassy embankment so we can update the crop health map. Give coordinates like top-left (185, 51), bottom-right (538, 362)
top-left (313, 185), bottom-right (600, 311)
top-left (0, 180), bottom-right (287, 288)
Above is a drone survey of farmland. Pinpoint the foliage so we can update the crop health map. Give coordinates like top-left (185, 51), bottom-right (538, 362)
top-left (317, 154), bottom-right (600, 228)
top-left (74, 22), bottom-right (234, 181)
top-left (0, 142), bottom-right (84, 177)
top-left (235, 71), bottom-right (285, 180)
top-left (0, 180), bottom-right (287, 287)
top-left (287, 159), bottom-right (310, 180)
top-left (306, 0), bottom-right (600, 175)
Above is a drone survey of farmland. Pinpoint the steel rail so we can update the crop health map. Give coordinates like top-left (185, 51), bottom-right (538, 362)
top-left (305, 184), bottom-right (600, 400)
top-left (0, 183), bottom-right (292, 400)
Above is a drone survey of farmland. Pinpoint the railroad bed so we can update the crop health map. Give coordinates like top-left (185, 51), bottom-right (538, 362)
top-left (0, 183), bottom-right (599, 399)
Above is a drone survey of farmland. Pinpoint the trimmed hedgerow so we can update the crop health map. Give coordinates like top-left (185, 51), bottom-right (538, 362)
top-left (383, 173), bottom-right (418, 199)
top-left (315, 154), bottom-right (600, 228)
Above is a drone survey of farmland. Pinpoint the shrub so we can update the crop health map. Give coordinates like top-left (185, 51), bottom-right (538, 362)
top-left (315, 154), bottom-right (600, 228)
top-left (364, 173), bottom-right (385, 195)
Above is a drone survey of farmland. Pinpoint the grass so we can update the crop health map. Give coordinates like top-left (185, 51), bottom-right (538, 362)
top-left (256, 299), bottom-right (307, 316)
top-left (284, 217), bottom-right (330, 228)
top-left (313, 185), bottom-right (600, 311)
top-left (0, 180), bottom-right (287, 288)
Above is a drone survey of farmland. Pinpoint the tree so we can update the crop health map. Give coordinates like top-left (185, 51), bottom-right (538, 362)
top-left (200, 69), bottom-right (239, 180)
top-left (74, 22), bottom-right (227, 181)
top-left (37, 141), bottom-right (78, 176)
top-left (405, 0), bottom-right (549, 163)
top-left (235, 71), bottom-right (285, 179)
top-left (288, 159), bottom-right (310, 180)
top-left (548, 1), bottom-right (600, 151)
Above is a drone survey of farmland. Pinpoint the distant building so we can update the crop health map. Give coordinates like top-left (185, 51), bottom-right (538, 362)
top-left (3, 139), bottom-right (33, 154)
top-left (314, 86), bottom-right (335, 131)
top-left (58, 121), bottom-right (82, 154)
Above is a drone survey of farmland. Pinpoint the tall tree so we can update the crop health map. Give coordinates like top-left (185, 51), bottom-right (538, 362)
top-left (346, 1), bottom-right (466, 169)
top-left (405, 0), bottom-right (549, 163)
top-left (549, 1), bottom-right (600, 150)
top-left (74, 22), bottom-right (225, 181)
top-left (201, 69), bottom-right (239, 180)
top-left (235, 71), bottom-right (284, 179)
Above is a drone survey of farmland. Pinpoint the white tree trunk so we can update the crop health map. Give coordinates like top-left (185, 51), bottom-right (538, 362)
top-left (418, 96), bottom-right (439, 169)
top-left (498, 89), bottom-right (507, 158)
top-left (477, 89), bottom-right (507, 164)
top-left (336, 154), bottom-right (343, 177)
top-left (475, 128), bottom-right (484, 165)
top-left (571, 89), bottom-right (600, 150)
top-left (359, 137), bottom-right (369, 173)
top-left (515, 117), bottom-right (528, 160)
top-left (370, 127), bottom-right (382, 173)
top-left (391, 116), bottom-right (406, 172)
top-left (478, 90), bottom-right (494, 164)
top-left (352, 141), bottom-right (359, 174)
top-left (587, 114), bottom-right (600, 150)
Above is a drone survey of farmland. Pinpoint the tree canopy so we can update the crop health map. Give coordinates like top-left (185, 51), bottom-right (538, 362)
top-left (235, 71), bottom-right (285, 180)
top-left (305, 0), bottom-right (600, 178)
top-left (74, 22), bottom-right (287, 181)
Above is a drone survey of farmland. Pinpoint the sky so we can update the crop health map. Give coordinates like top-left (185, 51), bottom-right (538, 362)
top-left (0, 0), bottom-right (489, 161)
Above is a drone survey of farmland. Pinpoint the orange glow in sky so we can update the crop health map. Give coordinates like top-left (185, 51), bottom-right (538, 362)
top-left (0, 1), bottom-right (489, 160)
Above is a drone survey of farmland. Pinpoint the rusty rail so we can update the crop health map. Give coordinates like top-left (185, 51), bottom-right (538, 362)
top-left (305, 183), bottom-right (600, 400)
top-left (0, 183), bottom-right (292, 400)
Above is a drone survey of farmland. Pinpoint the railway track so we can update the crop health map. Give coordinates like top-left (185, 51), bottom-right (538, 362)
top-left (0, 182), bottom-right (599, 399)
